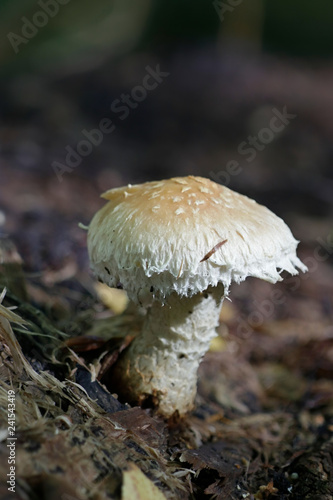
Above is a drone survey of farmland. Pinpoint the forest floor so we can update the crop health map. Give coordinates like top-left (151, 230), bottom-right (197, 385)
top-left (0, 176), bottom-right (333, 499)
top-left (1, 47), bottom-right (333, 499)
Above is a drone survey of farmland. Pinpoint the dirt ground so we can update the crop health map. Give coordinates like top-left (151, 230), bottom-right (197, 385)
top-left (0, 47), bottom-right (333, 499)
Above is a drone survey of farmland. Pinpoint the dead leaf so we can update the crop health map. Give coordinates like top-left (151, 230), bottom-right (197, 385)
top-left (122, 463), bottom-right (167, 500)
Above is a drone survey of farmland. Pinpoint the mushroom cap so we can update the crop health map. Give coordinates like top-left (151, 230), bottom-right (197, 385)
top-left (87, 176), bottom-right (307, 303)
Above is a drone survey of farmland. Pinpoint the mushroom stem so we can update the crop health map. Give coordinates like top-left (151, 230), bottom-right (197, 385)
top-left (112, 283), bottom-right (224, 417)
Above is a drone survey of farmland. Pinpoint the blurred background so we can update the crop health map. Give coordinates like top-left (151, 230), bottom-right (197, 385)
top-left (0, 0), bottom-right (332, 299)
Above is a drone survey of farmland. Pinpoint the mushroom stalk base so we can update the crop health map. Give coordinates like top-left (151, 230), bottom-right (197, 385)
top-left (112, 284), bottom-right (224, 417)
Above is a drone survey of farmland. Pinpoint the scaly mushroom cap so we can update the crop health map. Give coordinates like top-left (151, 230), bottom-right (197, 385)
top-left (87, 176), bottom-right (306, 303)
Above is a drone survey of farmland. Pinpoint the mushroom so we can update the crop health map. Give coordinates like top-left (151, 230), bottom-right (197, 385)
top-left (87, 176), bottom-right (307, 417)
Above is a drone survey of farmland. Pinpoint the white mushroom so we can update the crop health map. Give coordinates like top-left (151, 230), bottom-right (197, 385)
top-left (87, 176), bottom-right (307, 417)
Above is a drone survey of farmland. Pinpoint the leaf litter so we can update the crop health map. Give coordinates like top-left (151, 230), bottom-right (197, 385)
top-left (0, 238), bottom-right (333, 499)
